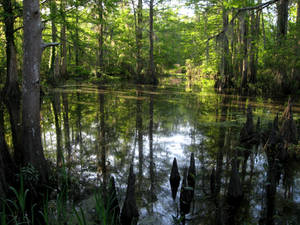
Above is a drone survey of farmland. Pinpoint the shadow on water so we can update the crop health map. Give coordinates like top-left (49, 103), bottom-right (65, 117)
top-left (3, 82), bottom-right (300, 224)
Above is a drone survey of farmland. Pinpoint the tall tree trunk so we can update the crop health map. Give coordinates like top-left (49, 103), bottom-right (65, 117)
top-left (276, 0), bottom-right (289, 92)
top-left (220, 6), bottom-right (231, 89)
top-left (136, 0), bottom-right (143, 79)
top-left (2, 0), bottom-right (20, 98)
top-left (277, 0), bottom-right (289, 39)
top-left (0, 100), bottom-right (15, 197)
top-left (249, 11), bottom-right (259, 84)
top-left (148, 0), bottom-right (156, 84)
top-left (5, 96), bottom-right (22, 165)
top-left (219, 6), bottom-right (231, 88)
top-left (22, 0), bottom-right (49, 183)
top-left (232, 20), bottom-right (240, 83)
top-left (240, 12), bottom-right (249, 90)
top-left (49, 0), bottom-right (59, 80)
top-left (97, 0), bottom-right (104, 77)
top-left (74, 2), bottom-right (79, 69)
top-left (262, 11), bottom-right (266, 49)
top-left (293, 0), bottom-right (300, 89)
top-left (60, 0), bottom-right (67, 78)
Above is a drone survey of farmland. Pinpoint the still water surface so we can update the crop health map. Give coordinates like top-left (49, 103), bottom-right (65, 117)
top-left (37, 82), bottom-right (300, 224)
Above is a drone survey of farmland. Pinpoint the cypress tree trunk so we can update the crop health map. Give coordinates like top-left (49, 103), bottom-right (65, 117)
top-left (148, 0), bottom-right (156, 84)
top-left (293, 0), bottom-right (300, 89)
top-left (0, 100), bottom-right (13, 197)
top-left (136, 0), bottom-right (143, 79)
top-left (249, 11), bottom-right (259, 84)
top-left (2, 0), bottom-right (20, 98)
top-left (5, 97), bottom-right (22, 165)
top-left (74, 1), bottom-right (79, 69)
top-left (60, 0), bottom-right (67, 78)
top-left (219, 6), bottom-right (231, 89)
top-left (97, 0), bottom-right (104, 77)
top-left (22, 0), bottom-right (49, 183)
top-left (276, 0), bottom-right (289, 92)
top-left (49, 0), bottom-right (59, 80)
top-left (240, 12), bottom-right (249, 90)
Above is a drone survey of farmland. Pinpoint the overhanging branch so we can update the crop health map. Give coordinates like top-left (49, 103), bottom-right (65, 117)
top-left (41, 42), bottom-right (61, 51)
top-left (13, 26), bottom-right (23, 33)
top-left (207, 0), bottom-right (279, 42)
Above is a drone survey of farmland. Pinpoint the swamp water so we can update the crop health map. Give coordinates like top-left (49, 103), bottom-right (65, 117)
top-left (6, 82), bottom-right (300, 224)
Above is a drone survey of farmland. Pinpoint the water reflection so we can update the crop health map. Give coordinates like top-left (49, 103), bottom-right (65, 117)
top-left (6, 84), bottom-right (299, 224)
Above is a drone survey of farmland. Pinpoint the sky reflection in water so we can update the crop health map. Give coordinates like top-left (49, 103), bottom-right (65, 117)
top-left (40, 84), bottom-right (300, 225)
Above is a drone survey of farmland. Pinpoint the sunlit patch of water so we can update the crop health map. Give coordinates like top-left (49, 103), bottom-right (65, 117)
top-left (37, 84), bottom-right (300, 224)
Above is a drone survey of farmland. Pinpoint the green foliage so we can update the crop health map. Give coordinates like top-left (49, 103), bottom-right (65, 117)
top-left (0, 176), bottom-right (34, 225)
top-left (73, 206), bottom-right (88, 225)
top-left (19, 164), bottom-right (40, 188)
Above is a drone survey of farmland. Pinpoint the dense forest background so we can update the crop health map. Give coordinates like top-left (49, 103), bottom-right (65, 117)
top-left (1, 0), bottom-right (300, 94)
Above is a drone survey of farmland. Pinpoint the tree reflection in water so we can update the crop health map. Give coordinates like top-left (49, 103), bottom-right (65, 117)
top-left (4, 84), bottom-right (298, 224)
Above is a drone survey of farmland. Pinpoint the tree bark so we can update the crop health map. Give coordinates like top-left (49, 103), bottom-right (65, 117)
top-left (97, 0), bottom-right (104, 77)
top-left (5, 96), bottom-right (22, 165)
top-left (49, 0), bottom-right (59, 80)
top-left (22, 0), bottom-right (49, 184)
top-left (148, 0), bottom-right (156, 84)
top-left (74, 1), bottom-right (79, 69)
top-left (60, 0), bottom-right (67, 78)
top-left (0, 100), bottom-right (13, 197)
top-left (220, 6), bottom-right (231, 89)
top-left (2, 0), bottom-right (20, 98)
top-left (136, 0), bottom-right (143, 79)
top-left (249, 11), bottom-right (259, 84)
top-left (293, 0), bottom-right (300, 89)
top-left (240, 12), bottom-right (249, 90)
top-left (276, 0), bottom-right (289, 92)
top-left (277, 0), bottom-right (288, 39)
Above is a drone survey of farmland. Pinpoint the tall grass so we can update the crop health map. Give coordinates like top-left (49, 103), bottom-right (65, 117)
top-left (0, 162), bottom-right (120, 225)
top-left (0, 176), bottom-right (35, 225)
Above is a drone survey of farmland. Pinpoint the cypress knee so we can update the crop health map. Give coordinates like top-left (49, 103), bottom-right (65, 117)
top-left (187, 153), bottom-right (196, 193)
top-left (121, 165), bottom-right (139, 225)
top-left (170, 157), bottom-right (180, 200)
top-left (180, 168), bottom-right (193, 215)
top-left (227, 159), bottom-right (243, 204)
top-left (280, 98), bottom-right (298, 145)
